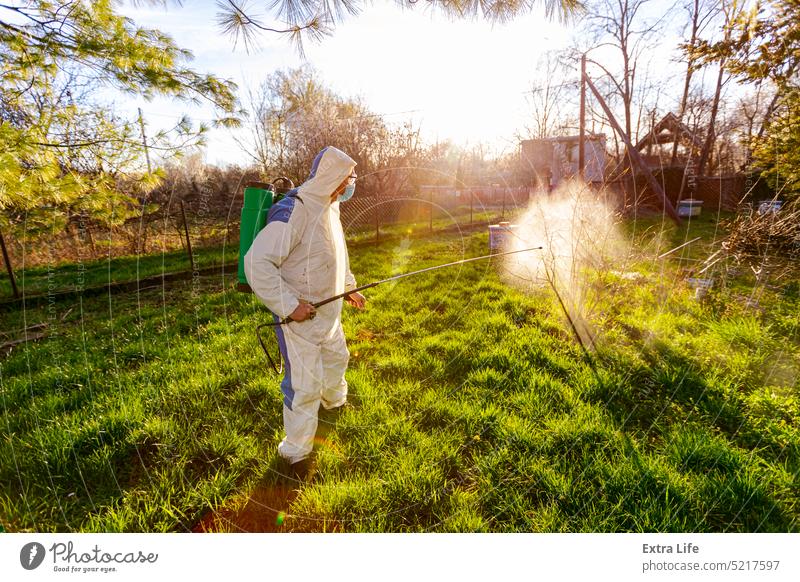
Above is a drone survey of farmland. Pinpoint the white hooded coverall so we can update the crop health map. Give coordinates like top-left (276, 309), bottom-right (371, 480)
top-left (244, 146), bottom-right (357, 463)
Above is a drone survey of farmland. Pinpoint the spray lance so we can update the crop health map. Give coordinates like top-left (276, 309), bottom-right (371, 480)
top-left (254, 246), bottom-right (544, 374)
top-left (234, 181), bottom-right (587, 377)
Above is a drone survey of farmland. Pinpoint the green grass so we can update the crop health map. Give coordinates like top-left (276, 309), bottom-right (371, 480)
top-left (0, 226), bottom-right (798, 532)
top-left (621, 210), bottom-right (736, 261)
top-left (344, 209), bottom-right (505, 244)
top-left (0, 243), bottom-right (239, 299)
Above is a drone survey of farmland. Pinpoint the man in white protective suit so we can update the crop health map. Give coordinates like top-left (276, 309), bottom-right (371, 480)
top-left (244, 146), bottom-right (366, 478)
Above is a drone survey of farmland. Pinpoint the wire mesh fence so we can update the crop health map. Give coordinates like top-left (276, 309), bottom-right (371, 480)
top-left (0, 186), bottom-right (535, 299)
top-left (341, 186), bottom-right (533, 238)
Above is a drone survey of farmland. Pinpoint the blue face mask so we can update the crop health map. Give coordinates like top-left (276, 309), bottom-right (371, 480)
top-left (339, 182), bottom-right (356, 202)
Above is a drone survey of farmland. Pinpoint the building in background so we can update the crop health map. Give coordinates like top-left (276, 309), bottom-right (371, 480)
top-left (629, 112), bottom-right (702, 171)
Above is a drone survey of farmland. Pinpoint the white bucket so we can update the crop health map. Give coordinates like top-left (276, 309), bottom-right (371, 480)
top-left (489, 222), bottom-right (519, 250)
top-left (677, 199), bottom-right (703, 218)
top-left (758, 200), bottom-right (783, 215)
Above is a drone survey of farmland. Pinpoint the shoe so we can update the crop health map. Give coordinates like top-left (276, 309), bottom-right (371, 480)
top-left (321, 400), bottom-right (348, 413)
top-left (289, 458), bottom-right (312, 481)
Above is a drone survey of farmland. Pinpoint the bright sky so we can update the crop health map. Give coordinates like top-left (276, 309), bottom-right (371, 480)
top-left (115, 1), bottom-right (688, 167)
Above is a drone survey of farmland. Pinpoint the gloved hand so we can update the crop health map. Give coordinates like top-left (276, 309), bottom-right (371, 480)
top-left (289, 299), bottom-right (316, 321)
top-left (345, 291), bottom-right (366, 309)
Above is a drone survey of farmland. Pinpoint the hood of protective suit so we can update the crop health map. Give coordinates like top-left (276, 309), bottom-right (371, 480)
top-left (298, 146), bottom-right (356, 202)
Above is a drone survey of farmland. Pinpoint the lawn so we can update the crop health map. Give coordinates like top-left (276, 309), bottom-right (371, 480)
top-left (0, 220), bottom-right (798, 532)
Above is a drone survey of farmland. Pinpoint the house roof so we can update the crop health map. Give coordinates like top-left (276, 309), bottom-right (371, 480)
top-left (633, 112), bottom-right (703, 152)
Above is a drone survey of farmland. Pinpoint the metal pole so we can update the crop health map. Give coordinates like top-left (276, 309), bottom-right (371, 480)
top-left (579, 54), bottom-right (586, 181)
top-left (180, 200), bottom-right (195, 270)
top-left (0, 229), bottom-right (19, 298)
top-left (301, 246), bottom-right (544, 315)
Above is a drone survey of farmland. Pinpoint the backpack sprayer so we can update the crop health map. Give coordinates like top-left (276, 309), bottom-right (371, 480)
top-left (235, 181), bottom-right (543, 374)
top-left (236, 177), bottom-right (295, 292)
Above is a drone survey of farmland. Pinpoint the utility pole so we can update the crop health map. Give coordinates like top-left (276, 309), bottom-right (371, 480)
top-left (584, 75), bottom-right (681, 225)
top-left (579, 53), bottom-right (586, 180)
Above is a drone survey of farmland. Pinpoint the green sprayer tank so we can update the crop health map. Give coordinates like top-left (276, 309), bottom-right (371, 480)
top-left (237, 177), bottom-right (295, 293)
top-left (237, 181), bottom-right (274, 292)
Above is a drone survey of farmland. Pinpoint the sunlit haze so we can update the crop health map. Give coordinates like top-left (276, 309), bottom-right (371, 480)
top-left (116, 1), bottom-right (686, 166)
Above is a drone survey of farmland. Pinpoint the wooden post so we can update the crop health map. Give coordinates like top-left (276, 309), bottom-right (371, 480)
top-left (374, 194), bottom-right (380, 243)
top-left (584, 75), bottom-right (682, 225)
top-left (429, 189), bottom-right (433, 233)
top-left (180, 200), bottom-right (195, 270)
top-left (501, 188), bottom-right (506, 220)
top-left (138, 107), bottom-right (152, 175)
top-left (469, 189), bottom-right (474, 225)
top-left (579, 54), bottom-right (586, 180)
top-left (0, 229), bottom-right (19, 298)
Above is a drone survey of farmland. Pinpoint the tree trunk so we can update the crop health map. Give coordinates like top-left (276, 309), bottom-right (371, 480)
top-left (672, 0), bottom-right (702, 165)
top-left (697, 59), bottom-right (725, 176)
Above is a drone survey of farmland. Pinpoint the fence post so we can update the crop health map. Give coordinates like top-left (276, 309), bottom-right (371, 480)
top-left (180, 200), bottom-right (195, 270)
top-left (470, 189), bottom-right (474, 226)
top-left (429, 189), bottom-right (433, 233)
top-left (502, 189), bottom-right (506, 220)
top-left (86, 225), bottom-right (97, 259)
top-left (374, 194), bottom-right (380, 244)
top-left (0, 229), bottom-right (19, 298)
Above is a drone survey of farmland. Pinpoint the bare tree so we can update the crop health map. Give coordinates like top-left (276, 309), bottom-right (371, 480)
top-left (672, 0), bottom-right (720, 163)
top-left (695, 0), bottom-right (747, 176)
top-left (236, 67), bottom-right (427, 197)
top-left (365, 121), bottom-right (424, 198)
top-left (523, 51), bottom-right (578, 138)
top-left (737, 83), bottom-right (778, 165)
top-left (584, 0), bottom-right (672, 143)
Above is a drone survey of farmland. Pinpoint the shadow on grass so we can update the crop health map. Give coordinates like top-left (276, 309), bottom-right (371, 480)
top-left (192, 405), bottom-right (350, 533)
top-left (585, 340), bottom-right (795, 531)
top-left (588, 340), bottom-right (744, 439)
